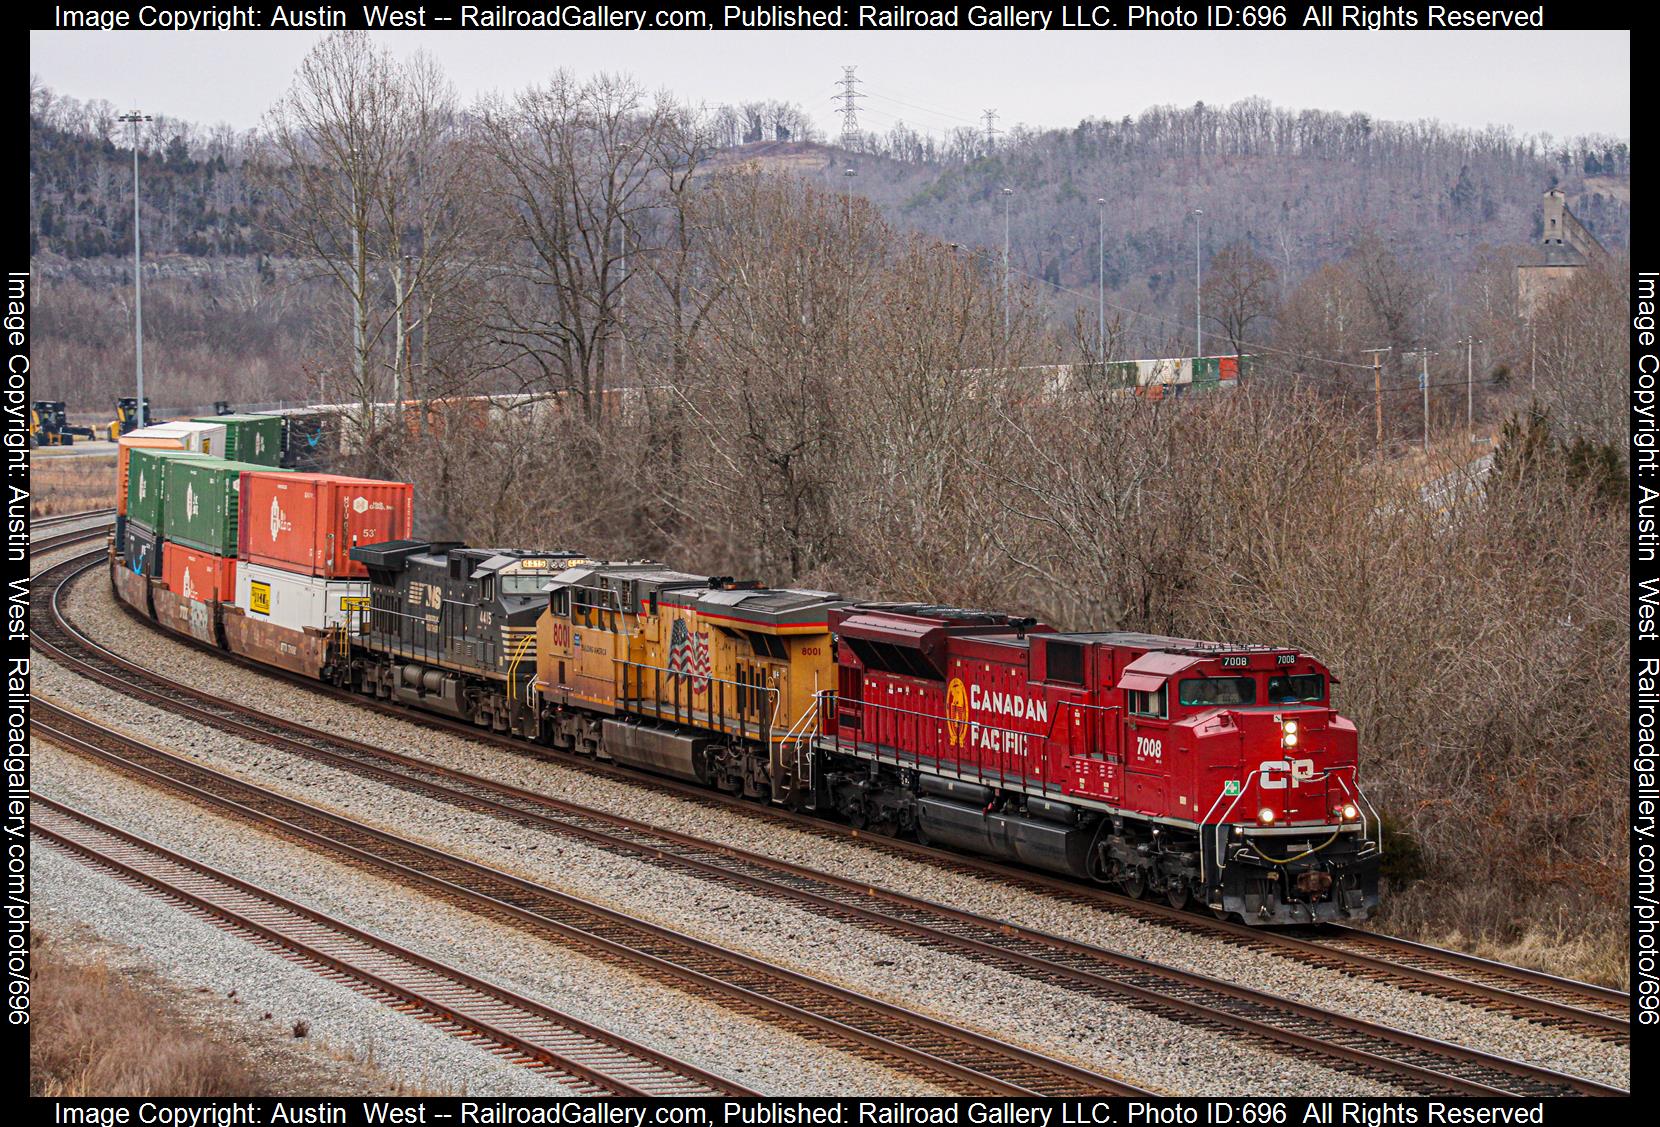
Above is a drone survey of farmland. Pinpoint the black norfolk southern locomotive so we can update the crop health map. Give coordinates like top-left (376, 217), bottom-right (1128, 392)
top-left (349, 541), bottom-right (588, 734)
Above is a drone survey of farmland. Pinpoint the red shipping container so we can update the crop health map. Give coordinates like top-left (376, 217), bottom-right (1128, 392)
top-left (163, 542), bottom-right (237, 604)
top-left (1218, 355), bottom-right (1240, 380)
top-left (238, 472), bottom-right (414, 579)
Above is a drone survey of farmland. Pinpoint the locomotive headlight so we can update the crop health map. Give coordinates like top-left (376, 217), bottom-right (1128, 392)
top-left (1282, 720), bottom-right (1298, 735)
top-left (1257, 807), bottom-right (1276, 825)
top-left (1340, 802), bottom-right (1359, 821)
top-left (1281, 732), bottom-right (1298, 748)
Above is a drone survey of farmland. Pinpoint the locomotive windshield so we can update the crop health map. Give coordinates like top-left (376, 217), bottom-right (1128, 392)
top-left (1178, 677), bottom-right (1256, 706)
top-left (499, 574), bottom-right (552, 595)
top-left (1268, 673), bottom-right (1326, 703)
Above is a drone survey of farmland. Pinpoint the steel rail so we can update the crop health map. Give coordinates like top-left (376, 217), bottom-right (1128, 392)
top-left (30, 706), bottom-right (1147, 1098)
top-left (32, 794), bottom-right (751, 1097)
top-left (35, 550), bottom-right (1625, 1096)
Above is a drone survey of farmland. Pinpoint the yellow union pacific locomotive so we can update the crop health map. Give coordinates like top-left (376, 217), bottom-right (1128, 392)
top-left (534, 562), bottom-right (841, 805)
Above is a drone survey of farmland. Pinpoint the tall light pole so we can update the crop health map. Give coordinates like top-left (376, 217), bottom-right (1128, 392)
top-left (1192, 207), bottom-right (1204, 357)
top-left (120, 109), bottom-right (152, 427)
top-left (1002, 187), bottom-right (1013, 337)
top-left (1096, 196), bottom-right (1106, 359)
top-left (844, 167), bottom-right (856, 361)
top-left (843, 167), bottom-right (855, 236)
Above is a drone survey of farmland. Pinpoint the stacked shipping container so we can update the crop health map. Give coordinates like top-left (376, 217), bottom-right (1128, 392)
top-left (195, 414), bottom-right (283, 466)
top-left (229, 471), bottom-right (413, 637)
top-left (116, 422), bottom-right (225, 516)
top-left (154, 456), bottom-right (289, 608)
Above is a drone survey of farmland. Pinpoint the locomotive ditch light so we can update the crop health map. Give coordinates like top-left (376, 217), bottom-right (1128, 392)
top-left (1257, 807), bottom-right (1276, 825)
top-left (1339, 802), bottom-right (1359, 821)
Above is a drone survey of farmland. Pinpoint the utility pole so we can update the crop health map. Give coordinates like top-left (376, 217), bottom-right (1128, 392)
top-left (1002, 187), bottom-right (1013, 338)
top-left (1529, 320), bottom-right (1537, 394)
top-left (1460, 336), bottom-right (1481, 441)
top-left (1097, 197), bottom-right (1106, 360)
top-left (119, 109), bottom-right (152, 427)
top-left (1192, 208), bottom-right (1204, 357)
top-left (1407, 349), bottom-right (1436, 453)
top-left (1361, 346), bottom-right (1391, 450)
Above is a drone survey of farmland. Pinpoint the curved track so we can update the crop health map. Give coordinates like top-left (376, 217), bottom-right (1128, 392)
top-left (32, 538), bottom-right (1627, 1096)
top-left (43, 514), bottom-right (1625, 1041)
top-left (33, 795), bottom-right (753, 1097)
top-left (32, 701), bottom-right (1146, 1097)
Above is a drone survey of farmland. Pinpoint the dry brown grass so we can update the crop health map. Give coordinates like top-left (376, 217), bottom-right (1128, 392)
top-left (29, 930), bottom-right (258, 1096)
top-left (1379, 884), bottom-right (1628, 989)
top-left (31, 454), bottom-right (116, 518)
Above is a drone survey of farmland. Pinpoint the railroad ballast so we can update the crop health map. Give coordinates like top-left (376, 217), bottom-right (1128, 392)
top-left (106, 443), bottom-right (1381, 925)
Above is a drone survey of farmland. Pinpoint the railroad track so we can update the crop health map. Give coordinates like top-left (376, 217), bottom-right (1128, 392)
top-left (32, 794), bottom-right (751, 1097)
top-left (33, 546), bottom-right (1626, 1096)
top-left (32, 700), bottom-right (1147, 1097)
top-left (43, 517), bottom-right (1627, 1041)
top-left (34, 508), bottom-right (115, 529)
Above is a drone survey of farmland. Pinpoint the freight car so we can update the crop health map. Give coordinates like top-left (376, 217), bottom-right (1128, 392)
top-left (106, 478), bottom-right (1380, 926)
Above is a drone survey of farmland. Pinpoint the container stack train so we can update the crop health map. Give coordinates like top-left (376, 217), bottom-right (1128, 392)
top-left (104, 426), bottom-right (1380, 926)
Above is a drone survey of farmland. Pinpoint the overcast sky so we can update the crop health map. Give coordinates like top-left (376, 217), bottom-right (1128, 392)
top-left (30, 29), bottom-right (1629, 141)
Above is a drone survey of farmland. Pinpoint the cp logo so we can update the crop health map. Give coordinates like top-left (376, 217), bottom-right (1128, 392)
top-left (1258, 758), bottom-right (1316, 789)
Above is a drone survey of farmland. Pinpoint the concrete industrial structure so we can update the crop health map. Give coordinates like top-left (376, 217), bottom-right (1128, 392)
top-left (1516, 188), bottom-right (1607, 317)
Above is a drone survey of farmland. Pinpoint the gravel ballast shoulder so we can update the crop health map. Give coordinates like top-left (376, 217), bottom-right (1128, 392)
top-left (34, 740), bottom-right (940, 1096)
top-left (32, 842), bottom-right (587, 1097)
top-left (43, 564), bottom-right (1630, 1092)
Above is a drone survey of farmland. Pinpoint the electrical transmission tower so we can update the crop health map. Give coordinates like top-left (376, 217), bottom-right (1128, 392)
top-left (982, 109), bottom-right (1001, 150)
top-left (837, 66), bottom-right (865, 151)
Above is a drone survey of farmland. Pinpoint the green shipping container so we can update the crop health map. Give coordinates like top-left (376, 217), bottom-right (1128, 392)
top-left (1192, 356), bottom-right (1221, 384)
top-left (126, 449), bottom-right (207, 535)
top-left (161, 456), bottom-right (291, 556)
top-left (194, 414), bottom-right (284, 466)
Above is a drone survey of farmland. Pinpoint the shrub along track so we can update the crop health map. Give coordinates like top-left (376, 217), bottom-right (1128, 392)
top-left (33, 540), bottom-right (1626, 1097)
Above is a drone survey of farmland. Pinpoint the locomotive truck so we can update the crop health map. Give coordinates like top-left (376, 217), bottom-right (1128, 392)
top-left (109, 477), bottom-right (1380, 925)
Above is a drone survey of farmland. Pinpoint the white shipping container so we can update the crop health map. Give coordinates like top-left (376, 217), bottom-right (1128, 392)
top-left (165, 420), bottom-right (229, 457)
top-left (234, 561), bottom-right (369, 632)
top-left (121, 420), bottom-right (228, 456)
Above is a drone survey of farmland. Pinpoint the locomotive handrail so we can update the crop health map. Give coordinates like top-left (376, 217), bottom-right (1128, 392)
top-left (611, 656), bottom-right (781, 745)
top-left (1206, 762), bottom-right (1377, 888)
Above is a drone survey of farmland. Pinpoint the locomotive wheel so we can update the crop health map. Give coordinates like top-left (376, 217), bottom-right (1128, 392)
top-left (1167, 884), bottom-right (1190, 910)
top-left (1120, 873), bottom-right (1146, 899)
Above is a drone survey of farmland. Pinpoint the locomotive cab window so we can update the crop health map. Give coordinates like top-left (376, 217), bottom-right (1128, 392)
top-left (1128, 684), bottom-right (1167, 719)
top-left (1179, 677), bottom-right (1256, 707)
top-left (549, 588), bottom-right (570, 617)
top-left (1268, 673), bottom-right (1326, 703)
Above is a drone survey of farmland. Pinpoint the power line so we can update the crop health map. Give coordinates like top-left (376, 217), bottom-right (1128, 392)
top-left (835, 66), bottom-right (865, 151)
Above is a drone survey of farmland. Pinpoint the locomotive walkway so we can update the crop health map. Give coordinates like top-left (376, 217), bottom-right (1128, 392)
top-left (31, 524), bottom-right (1630, 1095)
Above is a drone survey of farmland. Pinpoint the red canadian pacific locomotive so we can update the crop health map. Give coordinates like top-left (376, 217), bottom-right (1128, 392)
top-left (812, 605), bottom-right (1380, 924)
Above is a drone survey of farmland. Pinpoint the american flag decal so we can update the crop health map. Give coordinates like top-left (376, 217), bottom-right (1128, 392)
top-left (667, 619), bottom-right (710, 694)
